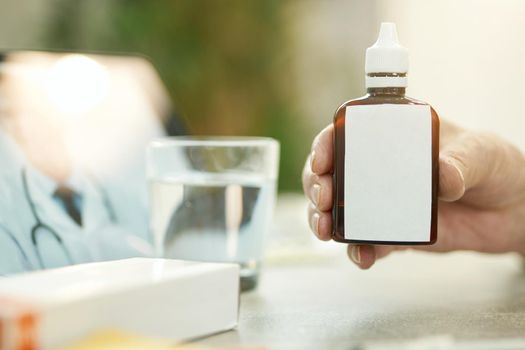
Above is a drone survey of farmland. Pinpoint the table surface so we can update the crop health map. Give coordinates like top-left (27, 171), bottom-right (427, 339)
top-left (196, 195), bottom-right (525, 349)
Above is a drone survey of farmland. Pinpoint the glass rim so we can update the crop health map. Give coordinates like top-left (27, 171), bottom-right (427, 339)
top-left (149, 136), bottom-right (279, 148)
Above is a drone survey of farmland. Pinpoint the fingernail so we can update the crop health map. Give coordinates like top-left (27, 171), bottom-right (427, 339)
top-left (311, 184), bottom-right (321, 206)
top-left (310, 150), bottom-right (316, 171)
top-left (451, 162), bottom-right (466, 194)
top-left (310, 212), bottom-right (320, 236)
top-left (442, 157), bottom-right (466, 200)
top-left (350, 246), bottom-right (361, 264)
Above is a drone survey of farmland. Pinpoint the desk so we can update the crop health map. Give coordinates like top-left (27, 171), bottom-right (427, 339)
top-left (196, 195), bottom-right (525, 349)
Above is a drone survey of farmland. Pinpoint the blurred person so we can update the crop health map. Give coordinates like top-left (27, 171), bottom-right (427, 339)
top-left (0, 55), bottom-right (153, 275)
top-left (0, 118), bottom-right (144, 274)
top-left (302, 120), bottom-right (525, 269)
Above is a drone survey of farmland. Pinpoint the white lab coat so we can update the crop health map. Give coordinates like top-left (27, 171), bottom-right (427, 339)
top-left (0, 131), bottom-right (152, 275)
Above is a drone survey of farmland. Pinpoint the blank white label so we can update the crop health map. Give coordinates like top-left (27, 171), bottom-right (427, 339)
top-left (344, 104), bottom-right (432, 242)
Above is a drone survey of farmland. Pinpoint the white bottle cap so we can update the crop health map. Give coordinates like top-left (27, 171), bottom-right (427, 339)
top-left (365, 22), bottom-right (408, 88)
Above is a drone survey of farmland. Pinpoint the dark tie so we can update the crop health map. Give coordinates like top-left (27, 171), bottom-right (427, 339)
top-left (54, 185), bottom-right (82, 226)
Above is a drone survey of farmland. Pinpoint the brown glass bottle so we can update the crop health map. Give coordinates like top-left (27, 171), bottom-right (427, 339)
top-left (332, 83), bottom-right (439, 245)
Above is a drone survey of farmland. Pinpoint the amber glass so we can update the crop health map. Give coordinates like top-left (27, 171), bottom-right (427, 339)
top-left (332, 86), bottom-right (439, 244)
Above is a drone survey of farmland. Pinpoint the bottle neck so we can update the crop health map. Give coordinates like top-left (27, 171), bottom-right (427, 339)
top-left (366, 86), bottom-right (406, 97)
top-left (365, 73), bottom-right (407, 96)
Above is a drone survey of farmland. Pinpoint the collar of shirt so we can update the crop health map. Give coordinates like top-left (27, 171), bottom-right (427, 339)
top-left (25, 164), bottom-right (85, 199)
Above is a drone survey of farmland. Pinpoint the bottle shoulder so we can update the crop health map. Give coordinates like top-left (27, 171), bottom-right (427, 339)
top-left (333, 94), bottom-right (438, 121)
top-left (338, 94), bottom-right (429, 108)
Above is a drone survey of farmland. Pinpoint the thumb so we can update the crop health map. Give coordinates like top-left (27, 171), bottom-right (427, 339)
top-left (438, 156), bottom-right (465, 201)
top-left (438, 131), bottom-right (525, 206)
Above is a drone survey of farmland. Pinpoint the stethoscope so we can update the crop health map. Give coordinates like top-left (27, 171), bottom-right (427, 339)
top-left (11, 168), bottom-right (117, 270)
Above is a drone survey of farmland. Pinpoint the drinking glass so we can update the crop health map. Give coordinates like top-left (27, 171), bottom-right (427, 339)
top-left (147, 137), bottom-right (279, 290)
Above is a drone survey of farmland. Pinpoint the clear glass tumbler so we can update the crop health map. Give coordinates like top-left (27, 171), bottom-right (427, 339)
top-left (147, 137), bottom-right (279, 291)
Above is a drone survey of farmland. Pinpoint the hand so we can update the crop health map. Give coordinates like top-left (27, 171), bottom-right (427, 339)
top-left (302, 121), bottom-right (525, 269)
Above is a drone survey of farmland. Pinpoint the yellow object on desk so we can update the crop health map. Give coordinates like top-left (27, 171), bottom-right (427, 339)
top-left (59, 330), bottom-right (204, 350)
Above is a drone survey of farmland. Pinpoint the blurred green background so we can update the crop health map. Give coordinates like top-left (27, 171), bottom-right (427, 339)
top-left (44, 1), bottom-right (308, 192)
top-left (0, 0), bottom-right (378, 192)
top-left (4, 1), bottom-right (525, 193)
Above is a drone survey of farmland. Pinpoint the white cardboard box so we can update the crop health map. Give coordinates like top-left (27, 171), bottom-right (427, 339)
top-left (0, 258), bottom-right (239, 349)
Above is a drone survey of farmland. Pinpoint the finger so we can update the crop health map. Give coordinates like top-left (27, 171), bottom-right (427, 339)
top-left (307, 203), bottom-right (332, 241)
top-left (347, 244), bottom-right (376, 269)
top-left (314, 175), bottom-right (332, 211)
top-left (310, 124), bottom-right (334, 175)
top-left (440, 132), bottom-right (487, 196)
top-left (302, 157), bottom-right (320, 204)
top-left (438, 156), bottom-right (465, 201)
top-left (440, 131), bottom-right (525, 207)
top-left (302, 172), bottom-right (333, 211)
top-left (302, 155), bottom-right (315, 196)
